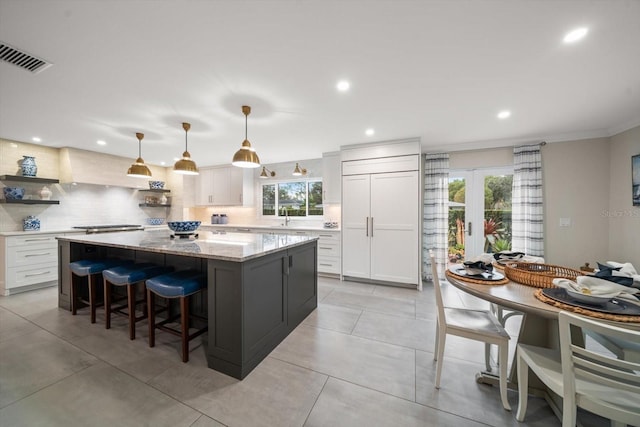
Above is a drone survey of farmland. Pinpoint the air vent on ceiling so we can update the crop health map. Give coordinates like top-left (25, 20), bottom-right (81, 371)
top-left (0, 42), bottom-right (52, 74)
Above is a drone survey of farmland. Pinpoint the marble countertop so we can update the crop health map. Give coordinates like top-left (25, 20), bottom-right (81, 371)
top-left (56, 229), bottom-right (318, 262)
top-left (0, 229), bottom-right (85, 237)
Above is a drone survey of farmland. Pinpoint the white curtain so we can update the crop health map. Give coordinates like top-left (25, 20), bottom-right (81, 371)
top-left (423, 153), bottom-right (449, 280)
top-left (512, 145), bottom-right (544, 257)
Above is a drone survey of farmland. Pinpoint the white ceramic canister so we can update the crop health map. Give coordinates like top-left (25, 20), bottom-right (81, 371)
top-left (39, 186), bottom-right (52, 200)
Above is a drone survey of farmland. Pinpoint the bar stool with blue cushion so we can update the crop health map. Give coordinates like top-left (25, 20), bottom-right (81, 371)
top-left (102, 263), bottom-right (174, 340)
top-left (146, 269), bottom-right (208, 362)
top-left (69, 258), bottom-right (133, 324)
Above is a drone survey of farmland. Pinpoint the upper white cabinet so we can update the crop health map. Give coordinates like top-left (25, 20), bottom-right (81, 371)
top-left (341, 138), bottom-right (422, 287)
top-left (196, 166), bottom-right (254, 206)
top-left (321, 151), bottom-right (341, 204)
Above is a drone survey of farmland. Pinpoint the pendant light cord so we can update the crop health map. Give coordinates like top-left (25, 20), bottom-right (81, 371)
top-left (185, 129), bottom-right (188, 152)
top-left (245, 114), bottom-right (248, 140)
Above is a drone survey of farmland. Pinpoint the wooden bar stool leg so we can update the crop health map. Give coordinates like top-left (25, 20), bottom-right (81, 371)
top-left (148, 289), bottom-right (155, 348)
top-left (71, 273), bottom-right (79, 315)
top-left (104, 279), bottom-right (112, 329)
top-left (127, 283), bottom-right (137, 340)
top-left (181, 296), bottom-right (189, 363)
top-left (89, 275), bottom-right (98, 324)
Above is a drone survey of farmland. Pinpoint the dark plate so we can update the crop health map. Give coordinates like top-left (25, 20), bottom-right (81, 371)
top-left (448, 266), bottom-right (505, 282)
top-left (542, 288), bottom-right (640, 315)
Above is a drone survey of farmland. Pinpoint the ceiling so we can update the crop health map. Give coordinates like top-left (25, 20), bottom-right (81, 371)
top-left (1, 0), bottom-right (639, 169)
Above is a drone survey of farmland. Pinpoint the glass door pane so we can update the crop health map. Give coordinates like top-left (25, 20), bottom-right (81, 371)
top-left (448, 175), bottom-right (467, 266)
top-left (449, 167), bottom-right (513, 263)
top-left (483, 173), bottom-right (513, 253)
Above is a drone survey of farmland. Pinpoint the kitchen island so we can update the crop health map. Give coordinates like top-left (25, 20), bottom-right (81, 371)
top-left (56, 229), bottom-right (318, 379)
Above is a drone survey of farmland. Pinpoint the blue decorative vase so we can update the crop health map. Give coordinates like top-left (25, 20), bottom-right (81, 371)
top-left (23, 215), bottom-right (40, 231)
top-left (21, 156), bottom-right (38, 177)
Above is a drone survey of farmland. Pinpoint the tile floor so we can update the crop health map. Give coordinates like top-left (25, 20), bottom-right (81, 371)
top-left (0, 277), bottom-right (612, 427)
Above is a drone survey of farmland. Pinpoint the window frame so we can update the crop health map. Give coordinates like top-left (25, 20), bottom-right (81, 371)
top-left (260, 177), bottom-right (324, 219)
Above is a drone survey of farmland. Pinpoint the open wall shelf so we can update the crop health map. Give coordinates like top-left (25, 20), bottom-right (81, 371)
top-left (0, 175), bottom-right (59, 184)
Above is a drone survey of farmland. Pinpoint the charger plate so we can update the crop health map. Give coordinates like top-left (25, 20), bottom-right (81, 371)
top-left (535, 288), bottom-right (640, 323)
top-left (445, 266), bottom-right (508, 285)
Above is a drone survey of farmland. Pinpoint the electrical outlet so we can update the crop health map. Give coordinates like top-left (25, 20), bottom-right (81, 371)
top-left (559, 217), bottom-right (571, 227)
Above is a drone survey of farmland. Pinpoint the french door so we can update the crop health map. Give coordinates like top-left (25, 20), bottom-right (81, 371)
top-left (448, 167), bottom-right (513, 263)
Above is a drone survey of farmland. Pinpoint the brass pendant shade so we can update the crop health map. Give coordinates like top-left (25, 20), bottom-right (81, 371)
top-left (232, 105), bottom-right (261, 168)
top-left (127, 132), bottom-right (152, 178)
top-left (174, 122), bottom-right (199, 175)
top-left (292, 162), bottom-right (307, 176)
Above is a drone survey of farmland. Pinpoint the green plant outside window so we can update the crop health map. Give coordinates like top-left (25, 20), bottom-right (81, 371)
top-left (262, 180), bottom-right (323, 217)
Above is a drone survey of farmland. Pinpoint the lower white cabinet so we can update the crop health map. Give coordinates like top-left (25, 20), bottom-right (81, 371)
top-left (200, 225), bottom-right (341, 275)
top-left (316, 231), bottom-right (341, 275)
top-left (1, 233), bottom-right (59, 295)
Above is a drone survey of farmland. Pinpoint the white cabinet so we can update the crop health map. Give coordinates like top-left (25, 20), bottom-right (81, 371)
top-left (1, 233), bottom-right (59, 295)
top-left (341, 139), bottom-right (421, 287)
top-left (322, 151), bottom-right (341, 204)
top-left (316, 230), bottom-right (341, 275)
top-left (196, 166), bottom-right (254, 206)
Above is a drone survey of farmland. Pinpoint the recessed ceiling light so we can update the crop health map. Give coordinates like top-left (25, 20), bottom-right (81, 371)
top-left (563, 27), bottom-right (588, 43)
top-left (160, 161), bottom-right (166, 166)
top-left (365, 128), bottom-right (375, 136)
top-left (32, 137), bottom-right (41, 142)
top-left (96, 140), bottom-right (106, 146)
top-left (336, 80), bottom-right (350, 91)
top-left (497, 110), bottom-right (511, 119)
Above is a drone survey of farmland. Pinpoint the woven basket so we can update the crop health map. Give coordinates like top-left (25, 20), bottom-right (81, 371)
top-left (504, 262), bottom-right (584, 288)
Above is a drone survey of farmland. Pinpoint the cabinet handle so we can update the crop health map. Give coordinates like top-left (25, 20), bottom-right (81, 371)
top-left (468, 222), bottom-right (472, 236)
top-left (366, 217), bottom-right (369, 237)
top-left (319, 263), bottom-right (333, 267)
top-left (319, 246), bottom-right (332, 250)
top-left (25, 238), bottom-right (51, 242)
top-left (370, 217), bottom-right (374, 237)
top-left (283, 257), bottom-right (289, 275)
top-left (25, 270), bottom-right (51, 277)
top-left (25, 252), bottom-right (52, 257)
top-left (236, 228), bottom-right (251, 232)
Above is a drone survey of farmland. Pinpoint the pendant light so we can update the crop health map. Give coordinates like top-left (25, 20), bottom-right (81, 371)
top-left (232, 105), bottom-right (261, 168)
top-left (292, 162), bottom-right (307, 176)
top-left (126, 132), bottom-right (152, 178)
top-left (173, 122), bottom-right (199, 175)
top-left (260, 166), bottom-right (276, 178)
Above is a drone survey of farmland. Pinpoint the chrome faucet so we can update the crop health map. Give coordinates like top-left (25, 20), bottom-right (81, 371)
top-left (282, 207), bottom-right (290, 226)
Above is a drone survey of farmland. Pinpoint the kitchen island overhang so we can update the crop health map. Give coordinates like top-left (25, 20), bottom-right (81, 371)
top-left (57, 229), bottom-right (318, 379)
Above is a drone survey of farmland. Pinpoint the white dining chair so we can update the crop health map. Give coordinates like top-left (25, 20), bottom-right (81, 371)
top-left (516, 311), bottom-right (640, 426)
top-left (429, 250), bottom-right (512, 411)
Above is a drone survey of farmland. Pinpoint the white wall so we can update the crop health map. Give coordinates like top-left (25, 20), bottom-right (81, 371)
top-left (607, 126), bottom-right (640, 267)
top-left (543, 137), bottom-right (612, 268)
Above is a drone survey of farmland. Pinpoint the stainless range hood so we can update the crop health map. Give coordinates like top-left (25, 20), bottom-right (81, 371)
top-left (59, 147), bottom-right (167, 187)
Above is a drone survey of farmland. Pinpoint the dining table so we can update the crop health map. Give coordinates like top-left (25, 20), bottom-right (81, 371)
top-left (444, 265), bottom-right (640, 415)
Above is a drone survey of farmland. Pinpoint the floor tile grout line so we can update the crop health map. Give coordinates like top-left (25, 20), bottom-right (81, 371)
top-left (267, 355), bottom-right (497, 427)
top-left (4, 303), bottom-right (217, 424)
top-left (301, 374), bottom-right (330, 426)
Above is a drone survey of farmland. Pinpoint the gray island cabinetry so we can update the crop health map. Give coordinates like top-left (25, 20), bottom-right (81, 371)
top-left (56, 229), bottom-right (318, 379)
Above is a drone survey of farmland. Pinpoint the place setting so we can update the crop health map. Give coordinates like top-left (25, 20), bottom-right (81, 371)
top-left (445, 260), bottom-right (509, 285)
top-left (534, 272), bottom-right (640, 322)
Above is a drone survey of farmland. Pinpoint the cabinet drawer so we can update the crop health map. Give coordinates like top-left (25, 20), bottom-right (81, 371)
top-left (316, 231), bottom-right (340, 243)
top-left (8, 243), bottom-right (58, 267)
top-left (7, 235), bottom-right (57, 247)
top-left (318, 256), bottom-right (341, 274)
top-left (317, 241), bottom-right (340, 257)
top-left (7, 262), bottom-right (58, 289)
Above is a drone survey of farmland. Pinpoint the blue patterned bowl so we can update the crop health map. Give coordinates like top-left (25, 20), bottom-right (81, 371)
top-left (167, 221), bottom-right (201, 233)
top-left (147, 218), bottom-right (164, 225)
top-left (149, 181), bottom-right (165, 189)
top-left (3, 187), bottom-right (25, 200)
